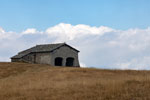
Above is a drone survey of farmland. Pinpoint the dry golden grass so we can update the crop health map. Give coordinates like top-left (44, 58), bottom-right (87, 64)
top-left (0, 62), bottom-right (150, 100)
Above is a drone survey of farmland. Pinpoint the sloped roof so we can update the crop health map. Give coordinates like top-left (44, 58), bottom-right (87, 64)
top-left (11, 43), bottom-right (79, 59)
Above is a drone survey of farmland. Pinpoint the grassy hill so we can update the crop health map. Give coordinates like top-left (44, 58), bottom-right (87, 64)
top-left (0, 62), bottom-right (150, 100)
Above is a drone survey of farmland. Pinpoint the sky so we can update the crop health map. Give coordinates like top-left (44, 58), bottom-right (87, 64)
top-left (0, 0), bottom-right (150, 69)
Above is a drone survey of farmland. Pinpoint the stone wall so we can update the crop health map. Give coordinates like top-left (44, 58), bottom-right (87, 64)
top-left (50, 45), bottom-right (80, 67)
top-left (22, 53), bottom-right (35, 63)
top-left (35, 52), bottom-right (51, 65)
top-left (11, 58), bottom-right (22, 62)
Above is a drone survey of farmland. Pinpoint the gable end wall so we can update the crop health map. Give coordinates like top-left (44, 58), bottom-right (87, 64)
top-left (51, 45), bottom-right (80, 67)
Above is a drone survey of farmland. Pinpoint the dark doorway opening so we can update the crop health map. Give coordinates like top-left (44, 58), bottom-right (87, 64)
top-left (66, 57), bottom-right (74, 66)
top-left (33, 54), bottom-right (36, 63)
top-left (55, 57), bottom-right (63, 66)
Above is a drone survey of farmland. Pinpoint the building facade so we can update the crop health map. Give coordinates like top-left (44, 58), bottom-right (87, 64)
top-left (11, 43), bottom-right (80, 67)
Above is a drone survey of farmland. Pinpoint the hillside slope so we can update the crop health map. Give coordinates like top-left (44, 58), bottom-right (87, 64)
top-left (0, 62), bottom-right (150, 100)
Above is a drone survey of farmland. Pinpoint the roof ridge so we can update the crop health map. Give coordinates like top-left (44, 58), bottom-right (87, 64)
top-left (36, 42), bottom-right (65, 46)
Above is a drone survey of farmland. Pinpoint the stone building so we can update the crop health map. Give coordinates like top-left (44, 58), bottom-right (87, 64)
top-left (11, 43), bottom-right (80, 67)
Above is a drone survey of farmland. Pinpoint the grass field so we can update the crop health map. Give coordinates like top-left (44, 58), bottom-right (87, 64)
top-left (0, 62), bottom-right (150, 100)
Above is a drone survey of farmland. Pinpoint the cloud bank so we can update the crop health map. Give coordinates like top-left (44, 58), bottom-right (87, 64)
top-left (1, 23), bottom-right (150, 69)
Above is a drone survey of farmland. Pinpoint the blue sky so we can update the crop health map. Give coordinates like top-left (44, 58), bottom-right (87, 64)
top-left (1, 0), bottom-right (150, 69)
top-left (0, 0), bottom-right (150, 31)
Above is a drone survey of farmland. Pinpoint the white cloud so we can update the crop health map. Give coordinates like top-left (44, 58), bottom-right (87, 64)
top-left (46, 23), bottom-right (114, 42)
top-left (0, 23), bottom-right (150, 70)
top-left (80, 62), bottom-right (87, 68)
top-left (0, 27), bottom-right (8, 39)
top-left (115, 56), bottom-right (150, 70)
top-left (0, 27), bottom-right (5, 33)
top-left (22, 28), bottom-right (40, 34)
top-left (0, 27), bottom-right (18, 40)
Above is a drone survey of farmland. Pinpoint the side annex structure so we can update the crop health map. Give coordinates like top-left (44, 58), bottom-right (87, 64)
top-left (11, 43), bottom-right (80, 67)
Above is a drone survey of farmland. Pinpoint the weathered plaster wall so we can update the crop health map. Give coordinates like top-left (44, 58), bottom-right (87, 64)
top-left (22, 53), bottom-right (35, 63)
top-left (51, 45), bottom-right (80, 67)
top-left (11, 58), bottom-right (22, 62)
top-left (35, 52), bottom-right (52, 65)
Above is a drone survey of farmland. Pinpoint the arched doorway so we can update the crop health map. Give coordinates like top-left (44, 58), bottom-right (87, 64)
top-left (55, 57), bottom-right (63, 66)
top-left (66, 57), bottom-right (74, 66)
